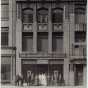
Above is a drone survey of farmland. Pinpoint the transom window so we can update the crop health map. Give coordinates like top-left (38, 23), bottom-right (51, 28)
top-left (22, 8), bottom-right (33, 23)
top-left (52, 8), bottom-right (63, 23)
top-left (37, 8), bottom-right (48, 23)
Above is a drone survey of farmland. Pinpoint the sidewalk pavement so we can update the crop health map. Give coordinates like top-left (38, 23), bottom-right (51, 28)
top-left (1, 85), bottom-right (86, 88)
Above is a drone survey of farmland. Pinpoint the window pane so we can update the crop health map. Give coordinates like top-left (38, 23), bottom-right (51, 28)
top-left (23, 14), bottom-right (33, 23)
top-left (75, 14), bottom-right (86, 24)
top-left (52, 32), bottom-right (63, 52)
top-left (75, 31), bottom-right (86, 42)
top-left (37, 33), bottom-right (48, 52)
top-left (22, 33), bottom-right (33, 52)
top-left (1, 32), bottom-right (8, 46)
top-left (1, 57), bottom-right (11, 82)
top-left (52, 9), bottom-right (63, 23)
top-left (1, 4), bottom-right (9, 19)
top-left (23, 9), bottom-right (33, 23)
top-left (1, 0), bottom-right (9, 4)
top-left (37, 9), bottom-right (48, 23)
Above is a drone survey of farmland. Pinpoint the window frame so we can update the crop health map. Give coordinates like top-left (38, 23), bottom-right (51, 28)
top-left (37, 8), bottom-right (48, 23)
top-left (1, 27), bottom-right (9, 47)
top-left (22, 8), bottom-right (33, 23)
top-left (52, 8), bottom-right (63, 23)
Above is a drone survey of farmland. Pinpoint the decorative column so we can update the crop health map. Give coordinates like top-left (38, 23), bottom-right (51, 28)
top-left (63, 4), bottom-right (70, 85)
top-left (48, 4), bottom-right (52, 53)
top-left (16, 3), bottom-right (22, 75)
top-left (33, 4), bottom-right (37, 53)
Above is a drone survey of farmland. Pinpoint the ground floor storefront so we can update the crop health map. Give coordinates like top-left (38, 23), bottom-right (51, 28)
top-left (22, 59), bottom-right (64, 86)
top-left (1, 57), bottom-right (86, 86)
top-left (1, 47), bottom-right (16, 84)
top-left (15, 59), bottom-right (86, 86)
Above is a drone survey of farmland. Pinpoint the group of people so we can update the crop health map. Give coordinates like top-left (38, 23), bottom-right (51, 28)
top-left (38, 73), bottom-right (47, 86)
top-left (15, 71), bottom-right (64, 86)
top-left (15, 72), bottom-right (47, 86)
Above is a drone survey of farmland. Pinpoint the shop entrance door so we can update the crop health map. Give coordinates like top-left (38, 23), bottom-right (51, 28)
top-left (37, 64), bottom-right (48, 74)
top-left (75, 64), bottom-right (83, 85)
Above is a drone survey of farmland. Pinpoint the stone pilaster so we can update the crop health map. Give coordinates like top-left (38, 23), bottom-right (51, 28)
top-left (64, 59), bottom-right (69, 85)
top-left (16, 3), bottom-right (22, 75)
top-left (69, 4), bottom-right (75, 55)
top-left (69, 5), bottom-right (75, 86)
top-left (9, 0), bottom-right (13, 46)
top-left (63, 5), bottom-right (69, 85)
top-left (63, 4), bottom-right (70, 55)
top-left (69, 64), bottom-right (74, 86)
top-left (12, 0), bottom-right (16, 46)
top-left (12, 56), bottom-right (16, 84)
top-left (33, 4), bottom-right (37, 53)
top-left (9, 0), bottom-right (16, 47)
top-left (48, 5), bottom-right (52, 53)
top-left (10, 56), bottom-right (13, 83)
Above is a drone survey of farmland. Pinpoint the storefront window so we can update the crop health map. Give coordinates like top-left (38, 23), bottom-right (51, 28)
top-left (75, 64), bottom-right (83, 85)
top-left (1, 57), bottom-right (11, 83)
top-left (22, 60), bottom-right (64, 86)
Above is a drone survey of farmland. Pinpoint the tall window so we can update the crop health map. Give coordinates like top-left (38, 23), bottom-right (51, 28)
top-left (1, 28), bottom-right (8, 46)
top-left (75, 6), bottom-right (86, 24)
top-left (22, 8), bottom-right (33, 23)
top-left (22, 32), bottom-right (33, 52)
top-left (1, 4), bottom-right (9, 20)
top-left (1, 56), bottom-right (11, 82)
top-left (52, 8), bottom-right (63, 23)
top-left (37, 8), bottom-right (48, 23)
top-left (52, 32), bottom-right (63, 52)
top-left (37, 32), bottom-right (48, 52)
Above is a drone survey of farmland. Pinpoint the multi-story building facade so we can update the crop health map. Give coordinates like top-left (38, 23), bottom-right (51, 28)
top-left (1, 0), bottom-right (87, 86)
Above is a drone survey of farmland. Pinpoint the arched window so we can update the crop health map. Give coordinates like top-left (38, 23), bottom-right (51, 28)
top-left (75, 7), bottom-right (86, 14)
top-left (37, 8), bottom-right (48, 23)
top-left (75, 7), bottom-right (86, 24)
top-left (52, 8), bottom-right (63, 23)
top-left (22, 8), bottom-right (33, 23)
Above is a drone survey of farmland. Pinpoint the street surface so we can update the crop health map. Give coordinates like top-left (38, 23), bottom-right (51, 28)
top-left (1, 85), bottom-right (86, 88)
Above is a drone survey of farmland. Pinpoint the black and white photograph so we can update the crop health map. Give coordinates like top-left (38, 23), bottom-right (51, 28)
top-left (1, 0), bottom-right (87, 88)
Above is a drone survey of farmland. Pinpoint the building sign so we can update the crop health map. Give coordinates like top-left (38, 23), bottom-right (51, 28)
top-left (37, 60), bottom-right (48, 64)
top-left (22, 60), bottom-right (36, 64)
